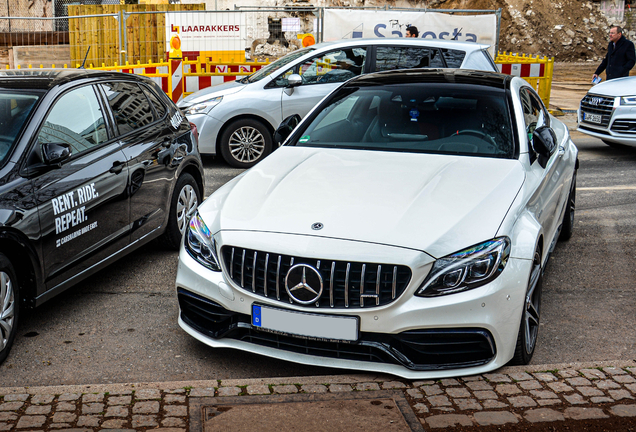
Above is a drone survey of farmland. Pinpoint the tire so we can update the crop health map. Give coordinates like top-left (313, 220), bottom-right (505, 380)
top-left (559, 176), bottom-right (576, 241)
top-left (219, 119), bottom-right (272, 168)
top-left (161, 173), bottom-right (201, 250)
top-left (0, 253), bottom-right (18, 364)
top-left (509, 248), bottom-right (542, 366)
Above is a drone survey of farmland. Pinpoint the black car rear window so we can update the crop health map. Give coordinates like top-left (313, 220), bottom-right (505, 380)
top-left (0, 91), bottom-right (40, 163)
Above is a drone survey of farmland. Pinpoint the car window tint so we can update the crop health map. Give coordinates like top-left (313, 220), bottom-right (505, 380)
top-left (38, 85), bottom-right (108, 154)
top-left (278, 48), bottom-right (367, 86)
top-left (0, 91), bottom-right (40, 162)
top-left (142, 85), bottom-right (167, 118)
top-left (440, 49), bottom-right (467, 68)
top-left (295, 84), bottom-right (515, 159)
top-left (375, 47), bottom-right (444, 71)
top-left (100, 82), bottom-right (155, 136)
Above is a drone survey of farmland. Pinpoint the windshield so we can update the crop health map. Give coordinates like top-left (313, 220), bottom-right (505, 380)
top-left (292, 83), bottom-right (515, 159)
top-left (245, 47), bottom-right (314, 83)
top-left (0, 91), bottom-right (40, 162)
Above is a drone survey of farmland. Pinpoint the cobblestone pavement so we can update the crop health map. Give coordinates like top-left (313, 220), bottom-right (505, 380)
top-left (1, 361), bottom-right (636, 430)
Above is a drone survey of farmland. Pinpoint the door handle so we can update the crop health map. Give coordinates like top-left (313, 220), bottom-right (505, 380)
top-left (109, 161), bottom-right (124, 174)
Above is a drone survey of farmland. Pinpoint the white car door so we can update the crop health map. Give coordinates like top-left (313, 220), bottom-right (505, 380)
top-left (521, 88), bottom-right (568, 250)
top-left (277, 48), bottom-right (368, 121)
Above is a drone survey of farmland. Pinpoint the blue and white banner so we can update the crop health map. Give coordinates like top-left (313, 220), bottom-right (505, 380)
top-left (323, 10), bottom-right (498, 56)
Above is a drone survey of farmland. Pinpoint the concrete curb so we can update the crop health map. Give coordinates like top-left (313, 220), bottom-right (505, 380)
top-left (2, 360), bottom-right (636, 430)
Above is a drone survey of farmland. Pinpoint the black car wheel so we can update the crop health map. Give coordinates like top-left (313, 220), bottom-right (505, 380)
top-left (0, 253), bottom-right (18, 364)
top-left (161, 173), bottom-right (201, 250)
top-left (220, 119), bottom-right (272, 168)
top-left (559, 176), bottom-right (576, 241)
top-left (510, 248), bottom-right (542, 365)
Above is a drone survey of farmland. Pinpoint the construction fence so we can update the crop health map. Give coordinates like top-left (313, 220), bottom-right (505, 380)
top-left (1, 5), bottom-right (554, 106)
top-left (1, 5), bottom-right (502, 68)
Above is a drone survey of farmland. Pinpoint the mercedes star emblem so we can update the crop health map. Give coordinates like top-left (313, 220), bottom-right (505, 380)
top-left (311, 222), bottom-right (324, 230)
top-left (285, 264), bottom-right (324, 305)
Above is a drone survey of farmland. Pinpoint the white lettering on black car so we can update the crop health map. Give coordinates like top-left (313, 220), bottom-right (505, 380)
top-left (52, 182), bottom-right (100, 245)
top-left (170, 111), bottom-right (184, 129)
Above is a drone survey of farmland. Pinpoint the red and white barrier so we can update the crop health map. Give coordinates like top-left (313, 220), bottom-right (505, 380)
top-left (497, 63), bottom-right (545, 77)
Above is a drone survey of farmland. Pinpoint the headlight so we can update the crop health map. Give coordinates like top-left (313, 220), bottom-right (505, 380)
top-left (620, 95), bottom-right (636, 105)
top-left (185, 212), bottom-right (221, 271)
top-left (416, 237), bottom-right (511, 297)
top-left (184, 96), bottom-right (223, 115)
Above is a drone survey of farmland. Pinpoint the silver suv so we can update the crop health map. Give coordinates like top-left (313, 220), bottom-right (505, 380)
top-left (179, 38), bottom-right (497, 167)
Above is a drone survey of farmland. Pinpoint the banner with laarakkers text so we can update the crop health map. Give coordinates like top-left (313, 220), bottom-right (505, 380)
top-left (323, 10), bottom-right (498, 56)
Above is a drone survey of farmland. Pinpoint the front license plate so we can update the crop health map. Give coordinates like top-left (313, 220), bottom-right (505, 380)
top-left (252, 304), bottom-right (359, 342)
top-left (583, 112), bottom-right (602, 124)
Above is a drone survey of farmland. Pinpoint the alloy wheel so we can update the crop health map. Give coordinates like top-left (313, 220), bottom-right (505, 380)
top-left (524, 252), bottom-right (542, 354)
top-left (0, 271), bottom-right (15, 351)
top-left (229, 126), bottom-right (265, 163)
top-left (176, 184), bottom-right (198, 235)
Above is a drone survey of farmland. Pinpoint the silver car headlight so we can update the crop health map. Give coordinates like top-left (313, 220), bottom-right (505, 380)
top-left (184, 96), bottom-right (223, 115)
top-left (416, 237), bottom-right (511, 297)
top-left (620, 95), bottom-right (636, 105)
top-left (185, 212), bottom-right (221, 272)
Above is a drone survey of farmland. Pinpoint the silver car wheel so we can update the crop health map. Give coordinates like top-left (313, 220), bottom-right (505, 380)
top-left (176, 184), bottom-right (198, 235)
top-left (523, 252), bottom-right (542, 355)
top-left (229, 126), bottom-right (265, 163)
top-left (0, 271), bottom-right (15, 352)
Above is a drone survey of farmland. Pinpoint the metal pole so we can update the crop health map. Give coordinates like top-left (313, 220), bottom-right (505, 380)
top-left (495, 8), bottom-right (502, 55)
top-left (122, 11), bottom-right (129, 64)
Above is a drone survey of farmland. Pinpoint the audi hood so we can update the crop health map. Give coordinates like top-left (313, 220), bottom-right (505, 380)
top-left (200, 147), bottom-right (525, 258)
top-left (587, 76), bottom-right (636, 97)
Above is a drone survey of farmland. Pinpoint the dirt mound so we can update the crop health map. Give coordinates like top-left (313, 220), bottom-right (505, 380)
top-left (424, 0), bottom-right (618, 61)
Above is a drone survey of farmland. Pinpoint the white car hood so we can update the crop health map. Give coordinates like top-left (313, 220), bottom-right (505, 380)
top-left (589, 76), bottom-right (636, 97)
top-left (206, 147), bottom-right (525, 258)
top-left (179, 80), bottom-right (245, 106)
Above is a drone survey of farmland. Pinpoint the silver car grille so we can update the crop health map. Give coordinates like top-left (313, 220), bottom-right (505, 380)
top-left (611, 119), bottom-right (636, 134)
top-left (580, 94), bottom-right (614, 127)
top-left (221, 246), bottom-right (412, 309)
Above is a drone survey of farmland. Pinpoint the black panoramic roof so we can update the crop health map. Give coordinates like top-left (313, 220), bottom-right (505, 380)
top-left (0, 68), bottom-right (151, 91)
top-left (348, 68), bottom-right (512, 89)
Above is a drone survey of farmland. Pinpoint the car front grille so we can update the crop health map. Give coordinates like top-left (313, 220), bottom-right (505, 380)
top-left (220, 246), bottom-right (412, 309)
top-left (611, 119), bottom-right (636, 134)
top-left (178, 289), bottom-right (497, 371)
top-left (580, 94), bottom-right (615, 127)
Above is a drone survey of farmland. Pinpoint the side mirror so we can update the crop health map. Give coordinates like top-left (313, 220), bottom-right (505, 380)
top-left (287, 74), bottom-right (302, 87)
top-left (42, 142), bottom-right (72, 166)
top-left (532, 126), bottom-right (556, 168)
top-left (274, 114), bottom-right (302, 147)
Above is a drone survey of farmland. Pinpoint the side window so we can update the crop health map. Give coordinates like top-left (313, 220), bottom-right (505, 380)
top-left (520, 88), bottom-right (547, 137)
top-left (520, 87), bottom-right (549, 163)
top-left (100, 82), bottom-right (155, 136)
top-left (440, 49), bottom-right (467, 68)
top-left (38, 85), bottom-right (108, 154)
top-left (375, 47), bottom-right (444, 71)
top-left (142, 85), bottom-right (167, 119)
top-left (279, 48), bottom-right (367, 86)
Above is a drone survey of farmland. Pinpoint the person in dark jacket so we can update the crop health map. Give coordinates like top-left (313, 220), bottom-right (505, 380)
top-left (593, 25), bottom-right (636, 81)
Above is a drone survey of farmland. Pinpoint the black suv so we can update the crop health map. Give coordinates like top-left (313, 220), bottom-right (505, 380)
top-left (0, 69), bottom-right (204, 362)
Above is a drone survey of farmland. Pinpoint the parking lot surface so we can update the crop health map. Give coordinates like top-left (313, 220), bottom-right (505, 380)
top-left (1, 120), bottom-right (636, 388)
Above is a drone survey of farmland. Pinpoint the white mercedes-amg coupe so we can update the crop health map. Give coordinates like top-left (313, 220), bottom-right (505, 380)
top-left (175, 69), bottom-right (579, 379)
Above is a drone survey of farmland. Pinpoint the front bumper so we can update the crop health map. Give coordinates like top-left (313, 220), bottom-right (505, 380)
top-left (578, 104), bottom-right (636, 146)
top-left (175, 232), bottom-right (533, 379)
top-left (184, 113), bottom-right (223, 155)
